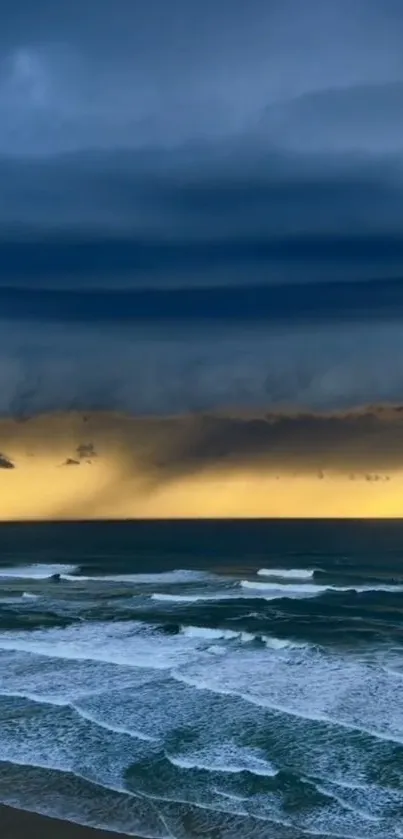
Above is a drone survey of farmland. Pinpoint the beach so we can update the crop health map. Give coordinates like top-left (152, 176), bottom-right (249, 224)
top-left (0, 804), bottom-right (132, 839)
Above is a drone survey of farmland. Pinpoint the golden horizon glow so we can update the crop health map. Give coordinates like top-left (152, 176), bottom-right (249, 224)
top-left (2, 465), bottom-right (403, 520)
top-left (0, 411), bottom-right (402, 520)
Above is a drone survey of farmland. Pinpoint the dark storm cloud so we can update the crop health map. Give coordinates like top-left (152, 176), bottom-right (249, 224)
top-left (4, 146), bottom-right (403, 237)
top-left (2, 319), bottom-right (403, 417)
top-left (2, 234), bottom-right (403, 289)
top-left (1, 149), bottom-right (403, 288)
top-left (139, 407), bottom-right (403, 478)
top-left (3, 280), bottom-right (403, 325)
top-left (0, 1), bottom-right (403, 287)
top-left (1, 0), bottom-right (403, 421)
top-left (4, 406), bottom-right (403, 480)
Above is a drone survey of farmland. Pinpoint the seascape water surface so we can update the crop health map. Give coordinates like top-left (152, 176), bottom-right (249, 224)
top-left (1, 520), bottom-right (403, 838)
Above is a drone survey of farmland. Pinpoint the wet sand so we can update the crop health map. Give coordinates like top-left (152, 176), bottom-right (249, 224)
top-left (0, 805), bottom-right (134, 839)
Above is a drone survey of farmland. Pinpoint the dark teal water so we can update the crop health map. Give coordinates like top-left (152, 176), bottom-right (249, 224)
top-left (1, 520), bottom-right (403, 838)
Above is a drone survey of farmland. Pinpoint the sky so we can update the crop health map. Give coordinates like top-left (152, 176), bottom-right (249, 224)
top-left (1, 0), bottom-right (403, 516)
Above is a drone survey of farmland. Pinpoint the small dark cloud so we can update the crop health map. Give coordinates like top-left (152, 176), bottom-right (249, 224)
top-left (0, 453), bottom-right (14, 468)
top-left (77, 443), bottom-right (97, 460)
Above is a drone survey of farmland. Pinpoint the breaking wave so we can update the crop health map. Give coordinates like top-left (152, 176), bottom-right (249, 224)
top-left (240, 579), bottom-right (403, 596)
top-left (0, 564), bottom-right (79, 580)
top-left (257, 567), bottom-right (316, 579)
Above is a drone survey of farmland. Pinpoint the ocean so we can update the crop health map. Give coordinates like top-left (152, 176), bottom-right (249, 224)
top-left (1, 519), bottom-right (403, 839)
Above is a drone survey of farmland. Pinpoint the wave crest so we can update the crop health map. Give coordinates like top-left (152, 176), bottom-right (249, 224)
top-left (0, 565), bottom-right (79, 580)
top-left (257, 568), bottom-right (315, 580)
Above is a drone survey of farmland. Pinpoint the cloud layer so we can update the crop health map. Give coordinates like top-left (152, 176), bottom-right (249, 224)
top-left (2, 149), bottom-right (403, 288)
top-left (1, 1), bottom-right (403, 153)
top-left (1, 1), bottom-right (403, 292)
top-left (1, 0), bottom-right (403, 434)
top-left (1, 319), bottom-right (403, 417)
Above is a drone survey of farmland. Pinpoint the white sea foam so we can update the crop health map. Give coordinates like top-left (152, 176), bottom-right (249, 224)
top-left (179, 625), bottom-right (296, 649)
top-left (1, 617), bottom-right (402, 835)
top-left (241, 580), bottom-right (321, 597)
top-left (263, 635), bottom-right (297, 650)
top-left (0, 620), bottom-right (220, 670)
top-left (152, 586), bottom-right (311, 604)
top-left (167, 745), bottom-right (278, 777)
top-left (0, 706), bottom-right (154, 794)
top-left (151, 580), bottom-right (403, 605)
top-left (71, 703), bottom-right (159, 742)
top-left (0, 562), bottom-right (401, 839)
top-left (0, 650), bottom-right (161, 705)
top-left (3, 616), bottom-right (403, 793)
top-left (22, 592), bottom-right (39, 600)
top-left (257, 568), bottom-right (316, 579)
top-left (180, 625), bottom-right (244, 642)
top-left (240, 580), bottom-right (403, 597)
top-left (0, 596), bottom-right (27, 605)
top-left (3, 618), bottom-right (399, 755)
top-left (0, 690), bottom-right (68, 707)
top-left (0, 619), bottom-right (288, 676)
top-left (0, 564), bottom-right (79, 580)
top-left (62, 569), bottom-right (213, 584)
top-left (310, 777), bottom-right (387, 823)
top-left (151, 592), bottom-right (229, 603)
top-left (173, 640), bottom-right (403, 750)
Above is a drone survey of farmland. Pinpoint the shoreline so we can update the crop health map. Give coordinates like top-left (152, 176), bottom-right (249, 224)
top-left (0, 804), bottom-right (134, 839)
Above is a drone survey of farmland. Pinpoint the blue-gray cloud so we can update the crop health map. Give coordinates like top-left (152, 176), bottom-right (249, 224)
top-left (1, 1), bottom-right (403, 154)
top-left (1, 0), bottom-right (403, 418)
top-left (1, 148), bottom-right (403, 287)
top-left (1, 1), bottom-right (403, 288)
top-left (1, 318), bottom-right (403, 417)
